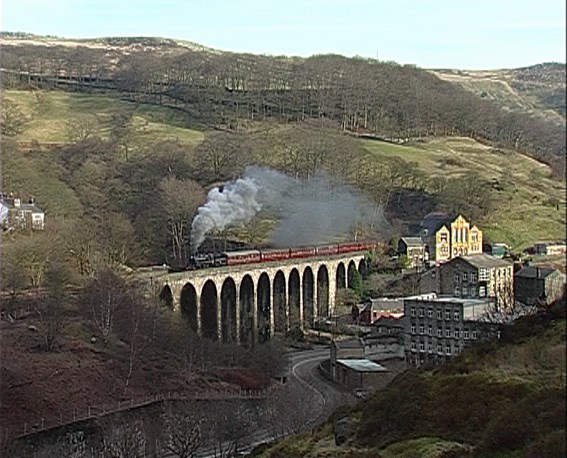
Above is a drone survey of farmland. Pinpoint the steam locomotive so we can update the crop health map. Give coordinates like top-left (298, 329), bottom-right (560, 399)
top-left (184, 241), bottom-right (378, 271)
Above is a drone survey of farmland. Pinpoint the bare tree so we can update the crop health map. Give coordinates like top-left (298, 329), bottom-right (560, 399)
top-left (83, 269), bottom-right (128, 346)
top-left (161, 403), bottom-right (203, 458)
top-left (159, 177), bottom-right (205, 265)
top-left (1, 99), bottom-right (28, 136)
top-left (66, 114), bottom-right (97, 143)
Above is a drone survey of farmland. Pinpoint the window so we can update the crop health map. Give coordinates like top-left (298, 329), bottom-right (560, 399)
top-left (471, 272), bottom-right (477, 282)
top-left (445, 329), bottom-right (451, 337)
top-left (479, 286), bottom-right (486, 297)
top-left (411, 342), bottom-right (416, 350)
top-left (446, 346), bottom-right (452, 355)
top-left (462, 272), bottom-right (468, 281)
top-left (410, 307), bottom-right (416, 317)
top-left (437, 345), bottom-right (443, 354)
top-left (454, 329), bottom-right (460, 338)
top-left (464, 329), bottom-right (470, 339)
top-left (462, 286), bottom-right (468, 296)
top-left (428, 344), bottom-right (433, 352)
top-left (472, 330), bottom-right (478, 339)
top-left (454, 273), bottom-right (460, 282)
top-left (445, 309), bottom-right (451, 320)
top-left (437, 310), bottom-right (442, 320)
top-left (411, 325), bottom-right (416, 334)
top-left (419, 308), bottom-right (424, 317)
top-left (437, 328), bottom-right (443, 337)
top-left (440, 233), bottom-right (448, 242)
top-left (419, 325), bottom-right (424, 334)
top-left (454, 311), bottom-right (460, 321)
top-left (479, 269), bottom-right (489, 281)
top-left (428, 326), bottom-right (432, 336)
top-left (419, 342), bottom-right (425, 352)
top-left (454, 286), bottom-right (460, 296)
top-left (427, 309), bottom-right (433, 318)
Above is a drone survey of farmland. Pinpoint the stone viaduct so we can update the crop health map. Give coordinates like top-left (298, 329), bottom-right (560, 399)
top-left (155, 253), bottom-right (367, 346)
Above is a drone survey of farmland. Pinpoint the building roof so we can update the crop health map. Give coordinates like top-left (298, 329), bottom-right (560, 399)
top-left (458, 253), bottom-right (512, 269)
top-left (406, 295), bottom-right (493, 306)
top-left (333, 338), bottom-right (364, 349)
top-left (516, 266), bottom-right (557, 279)
top-left (18, 203), bottom-right (44, 214)
top-left (336, 359), bottom-right (388, 372)
top-left (419, 212), bottom-right (454, 236)
top-left (400, 236), bottom-right (425, 246)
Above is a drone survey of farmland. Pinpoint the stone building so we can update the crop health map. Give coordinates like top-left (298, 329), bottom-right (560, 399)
top-left (514, 266), bottom-right (565, 306)
top-left (419, 213), bottom-right (482, 263)
top-left (397, 236), bottom-right (427, 269)
top-left (404, 296), bottom-right (498, 367)
top-left (0, 194), bottom-right (45, 230)
top-left (439, 254), bottom-right (514, 306)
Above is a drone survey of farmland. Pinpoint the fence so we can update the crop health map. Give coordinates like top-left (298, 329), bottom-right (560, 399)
top-left (12, 386), bottom-right (276, 439)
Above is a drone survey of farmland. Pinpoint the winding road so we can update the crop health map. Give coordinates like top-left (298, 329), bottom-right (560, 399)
top-left (288, 346), bottom-right (352, 429)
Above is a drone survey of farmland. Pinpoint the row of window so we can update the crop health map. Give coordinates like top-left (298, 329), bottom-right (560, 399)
top-left (410, 308), bottom-right (461, 321)
top-left (454, 286), bottom-right (485, 297)
top-left (454, 272), bottom-right (478, 282)
top-left (410, 341), bottom-right (462, 356)
top-left (410, 325), bottom-right (477, 339)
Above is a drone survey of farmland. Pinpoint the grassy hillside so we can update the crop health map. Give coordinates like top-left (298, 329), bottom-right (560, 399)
top-left (3, 90), bottom-right (204, 147)
top-left (253, 307), bottom-right (566, 458)
top-left (3, 89), bottom-right (565, 253)
top-left (362, 137), bottom-right (566, 250)
top-left (431, 64), bottom-right (566, 125)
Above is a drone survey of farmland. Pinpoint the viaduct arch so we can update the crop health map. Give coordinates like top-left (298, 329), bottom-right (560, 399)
top-left (158, 254), bottom-right (367, 346)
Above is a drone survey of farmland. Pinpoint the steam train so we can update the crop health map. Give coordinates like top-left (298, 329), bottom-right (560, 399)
top-left (183, 241), bottom-right (378, 271)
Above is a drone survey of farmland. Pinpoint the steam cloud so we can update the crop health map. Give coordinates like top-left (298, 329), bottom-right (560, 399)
top-left (190, 166), bottom-right (390, 252)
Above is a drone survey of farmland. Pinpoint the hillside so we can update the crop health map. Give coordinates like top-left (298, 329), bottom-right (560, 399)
top-left (431, 63), bottom-right (566, 125)
top-left (3, 90), bottom-right (565, 254)
top-left (1, 34), bottom-right (565, 178)
top-left (2, 89), bottom-right (565, 257)
top-left (252, 305), bottom-right (566, 457)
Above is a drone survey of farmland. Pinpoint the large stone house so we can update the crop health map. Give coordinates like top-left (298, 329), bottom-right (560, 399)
top-left (419, 213), bottom-right (482, 263)
top-left (514, 266), bottom-right (565, 306)
top-left (404, 295), bottom-right (498, 367)
top-left (397, 236), bottom-right (427, 269)
top-left (439, 254), bottom-right (514, 306)
top-left (0, 194), bottom-right (45, 230)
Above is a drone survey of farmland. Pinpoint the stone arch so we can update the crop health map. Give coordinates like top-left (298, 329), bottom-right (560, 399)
top-left (273, 271), bottom-right (287, 334)
top-left (159, 285), bottom-right (174, 309)
top-left (180, 283), bottom-right (198, 333)
top-left (302, 267), bottom-right (315, 328)
top-left (347, 260), bottom-right (358, 288)
top-left (336, 262), bottom-right (346, 289)
top-left (239, 275), bottom-right (255, 348)
top-left (257, 273), bottom-right (271, 344)
top-left (200, 280), bottom-right (218, 341)
top-left (288, 269), bottom-right (301, 331)
top-left (221, 278), bottom-right (237, 344)
top-left (358, 258), bottom-right (368, 278)
top-left (317, 265), bottom-right (330, 318)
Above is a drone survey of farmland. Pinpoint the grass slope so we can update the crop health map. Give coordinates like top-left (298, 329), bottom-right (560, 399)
top-left (362, 137), bottom-right (566, 249)
top-left (4, 89), bottom-right (565, 249)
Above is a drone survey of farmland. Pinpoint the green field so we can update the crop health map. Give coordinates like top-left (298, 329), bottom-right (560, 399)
top-left (4, 89), bottom-right (565, 251)
top-left (3, 90), bottom-right (204, 148)
top-left (362, 137), bottom-right (566, 250)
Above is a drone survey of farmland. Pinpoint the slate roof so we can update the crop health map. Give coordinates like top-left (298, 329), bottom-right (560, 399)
top-left (516, 266), bottom-right (557, 279)
top-left (336, 359), bottom-right (388, 372)
top-left (459, 253), bottom-right (512, 269)
top-left (400, 236), bottom-right (425, 246)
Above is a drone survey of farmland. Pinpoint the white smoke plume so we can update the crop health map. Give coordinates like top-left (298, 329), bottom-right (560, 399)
top-left (190, 166), bottom-right (390, 252)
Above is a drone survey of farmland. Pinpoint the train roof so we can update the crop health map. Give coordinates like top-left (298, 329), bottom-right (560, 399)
top-left (223, 250), bottom-right (261, 257)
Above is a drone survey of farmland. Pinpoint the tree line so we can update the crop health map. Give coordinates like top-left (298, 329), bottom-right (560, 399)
top-left (1, 42), bottom-right (565, 177)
